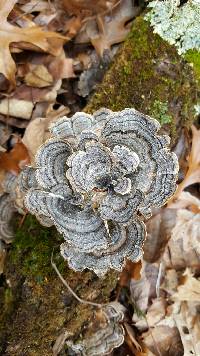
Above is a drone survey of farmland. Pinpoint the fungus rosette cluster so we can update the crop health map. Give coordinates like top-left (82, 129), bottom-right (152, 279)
top-left (23, 108), bottom-right (178, 276)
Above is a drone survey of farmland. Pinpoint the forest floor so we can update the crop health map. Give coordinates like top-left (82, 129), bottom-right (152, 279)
top-left (0, 1), bottom-right (199, 355)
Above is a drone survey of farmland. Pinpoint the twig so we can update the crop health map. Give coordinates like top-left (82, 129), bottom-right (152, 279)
top-left (156, 262), bottom-right (163, 298)
top-left (51, 250), bottom-right (103, 308)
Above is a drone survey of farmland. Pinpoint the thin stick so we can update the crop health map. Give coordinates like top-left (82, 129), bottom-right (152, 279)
top-left (51, 251), bottom-right (102, 308)
top-left (156, 262), bottom-right (163, 298)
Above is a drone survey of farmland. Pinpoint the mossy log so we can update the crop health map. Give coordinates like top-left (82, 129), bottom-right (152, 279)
top-left (0, 16), bottom-right (198, 356)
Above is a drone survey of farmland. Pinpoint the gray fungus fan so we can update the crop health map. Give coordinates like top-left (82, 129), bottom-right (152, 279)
top-left (24, 108), bottom-right (179, 276)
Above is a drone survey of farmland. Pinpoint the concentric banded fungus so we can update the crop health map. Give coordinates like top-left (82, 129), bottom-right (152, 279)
top-left (24, 108), bottom-right (179, 276)
top-left (67, 302), bottom-right (125, 356)
top-left (0, 194), bottom-right (16, 243)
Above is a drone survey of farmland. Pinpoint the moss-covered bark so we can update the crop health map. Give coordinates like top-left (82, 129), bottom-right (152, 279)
top-left (0, 16), bottom-right (198, 356)
top-left (86, 17), bottom-right (198, 141)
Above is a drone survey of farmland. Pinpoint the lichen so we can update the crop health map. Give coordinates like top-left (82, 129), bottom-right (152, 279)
top-left (146, 0), bottom-right (200, 55)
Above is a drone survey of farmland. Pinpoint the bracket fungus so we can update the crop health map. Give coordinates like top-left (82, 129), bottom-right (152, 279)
top-left (67, 302), bottom-right (125, 356)
top-left (0, 193), bottom-right (16, 244)
top-left (24, 108), bottom-right (178, 276)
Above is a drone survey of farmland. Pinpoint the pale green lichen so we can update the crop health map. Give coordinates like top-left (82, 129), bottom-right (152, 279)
top-left (146, 0), bottom-right (200, 55)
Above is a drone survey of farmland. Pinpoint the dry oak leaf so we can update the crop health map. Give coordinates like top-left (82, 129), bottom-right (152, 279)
top-left (0, 140), bottom-right (30, 174)
top-left (0, 0), bottom-right (66, 86)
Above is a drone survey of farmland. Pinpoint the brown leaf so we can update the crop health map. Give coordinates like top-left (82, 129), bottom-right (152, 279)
top-left (48, 52), bottom-right (75, 80)
top-left (62, 0), bottom-right (115, 16)
top-left (22, 105), bottom-right (70, 163)
top-left (0, 141), bottom-right (30, 174)
top-left (172, 208), bottom-right (200, 255)
top-left (25, 64), bottom-right (54, 88)
top-left (168, 191), bottom-right (200, 211)
top-left (22, 116), bottom-right (56, 163)
top-left (163, 193), bottom-right (200, 270)
top-left (173, 269), bottom-right (200, 302)
top-left (131, 262), bottom-right (164, 327)
top-left (124, 322), bottom-right (143, 354)
top-left (163, 236), bottom-right (200, 270)
top-left (119, 260), bottom-right (142, 288)
top-left (171, 125), bottom-right (200, 199)
top-left (0, 98), bottom-right (34, 119)
top-left (142, 325), bottom-right (183, 356)
top-left (0, 0), bottom-right (66, 86)
top-left (144, 208), bottom-right (176, 263)
top-left (76, 0), bottom-right (141, 56)
top-left (158, 301), bottom-right (200, 355)
top-left (0, 122), bottom-right (12, 146)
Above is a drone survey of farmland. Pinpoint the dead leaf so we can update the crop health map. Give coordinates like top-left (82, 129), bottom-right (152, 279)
top-left (176, 302), bottom-right (200, 356)
top-left (76, 0), bottom-right (141, 56)
top-left (131, 262), bottom-right (164, 326)
top-left (173, 269), bottom-right (200, 302)
top-left (0, 0), bottom-right (66, 86)
top-left (0, 141), bottom-right (30, 174)
top-left (48, 56), bottom-right (75, 80)
top-left (20, 0), bottom-right (51, 14)
top-left (0, 122), bottom-right (12, 146)
top-left (119, 260), bottom-right (142, 288)
top-left (161, 269), bottom-right (179, 296)
top-left (22, 104), bottom-right (70, 163)
top-left (172, 209), bottom-right (200, 255)
top-left (142, 325), bottom-right (183, 356)
top-left (62, 0), bottom-right (115, 16)
top-left (0, 98), bottom-right (34, 119)
top-left (63, 16), bottom-right (82, 39)
top-left (163, 234), bottom-right (200, 270)
top-left (168, 191), bottom-right (200, 212)
top-left (172, 125), bottom-right (200, 199)
top-left (144, 208), bottom-right (176, 263)
top-left (25, 64), bottom-right (53, 88)
top-left (158, 301), bottom-right (200, 356)
top-left (22, 116), bottom-right (57, 162)
top-left (124, 322), bottom-right (143, 354)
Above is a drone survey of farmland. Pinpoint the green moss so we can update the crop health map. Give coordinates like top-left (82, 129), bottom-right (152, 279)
top-left (10, 215), bottom-right (65, 282)
top-left (185, 49), bottom-right (200, 82)
top-left (3, 288), bottom-right (14, 312)
top-left (150, 100), bottom-right (173, 125)
top-left (86, 17), bottom-right (198, 141)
